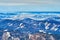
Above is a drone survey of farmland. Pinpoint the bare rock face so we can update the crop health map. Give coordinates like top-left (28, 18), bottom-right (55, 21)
top-left (1, 31), bottom-right (57, 40)
top-left (29, 33), bottom-right (55, 40)
top-left (2, 32), bottom-right (11, 40)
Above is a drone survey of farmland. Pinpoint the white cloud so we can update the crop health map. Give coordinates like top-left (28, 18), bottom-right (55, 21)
top-left (0, 0), bottom-right (60, 5)
top-left (0, 0), bottom-right (60, 12)
top-left (0, 3), bottom-right (29, 6)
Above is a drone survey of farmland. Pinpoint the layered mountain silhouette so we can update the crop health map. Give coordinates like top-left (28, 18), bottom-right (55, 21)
top-left (0, 17), bottom-right (60, 34)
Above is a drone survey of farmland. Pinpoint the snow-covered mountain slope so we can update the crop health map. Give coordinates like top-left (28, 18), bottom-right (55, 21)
top-left (0, 17), bottom-right (60, 34)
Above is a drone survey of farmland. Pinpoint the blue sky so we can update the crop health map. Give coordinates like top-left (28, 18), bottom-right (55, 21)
top-left (0, 0), bottom-right (60, 12)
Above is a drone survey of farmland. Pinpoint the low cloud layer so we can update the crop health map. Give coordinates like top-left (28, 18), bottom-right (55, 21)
top-left (0, 0), bottom-right (60, 12)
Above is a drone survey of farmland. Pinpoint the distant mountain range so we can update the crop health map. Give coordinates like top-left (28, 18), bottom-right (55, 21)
top-left (0, 16), bottom-right (60, 34)
top-left (0, 12), bottom-right (60, 40)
